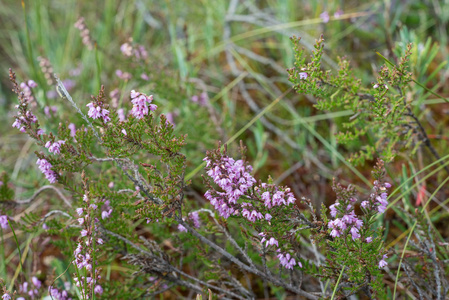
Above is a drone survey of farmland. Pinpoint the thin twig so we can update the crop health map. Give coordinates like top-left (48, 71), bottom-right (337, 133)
top-left (15, 185), bottom-right (72, 207)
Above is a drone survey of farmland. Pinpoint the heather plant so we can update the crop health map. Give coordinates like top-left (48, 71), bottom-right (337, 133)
top-left (2, 1), bottom-right (449, 299)
top-left (1, 63), bottom-right (395, 299)
top-left (288, 35), bottom-right (447, 170)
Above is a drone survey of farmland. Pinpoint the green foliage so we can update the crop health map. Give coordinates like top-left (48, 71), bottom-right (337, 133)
top-left (310, 160), bottom-right (390, 297)
top-left (289, 36), bottom-right (421, 165)
top-left (0, 173), bottom-right (14, 203)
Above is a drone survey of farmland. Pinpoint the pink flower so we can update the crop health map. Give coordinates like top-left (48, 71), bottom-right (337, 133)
top-left (117, 108), bottom-right (126, 121)
top-left (365, 237), bottom-right (373, 243)
top-left (378, 254), bottom-right (388, 268)
top-left (189, 211), bottom-right (201, 228)
top-left (115, 69), bottom-right (132, 80)
top-left (334, 9), bottom-right (343, 18)
top-left (45, 140), bottom-right (65, 154)
top-left (130, 90), bottom-right (157, 119)
top-left (101, 209), bottom-right (112, 219)
top-left (31, 276), bottom-right (41, 289)
top-left (94, 285), bottom-right (103, 295)
top-left (178, 224), bottom-right (187, 232)
top-left (86, 102), bottom-right (110, 123)
top-left (320, 11), bottom-right (330, 23)
top-left (265, 237), bottom-right (279, 247)
top-left (141, 73), bottom-right (149, 81)
top-left (68, 123), bottom-right (76, 137)
top-left (76, 208), bottom-right (84, 216)
top-left (330, 229), bottom-right (341, 238)
top-left (2, 293), bottom-right (11, 300)
top-left (299, 72), bottom-right (308, 79)
top-left (36, 158), bottom-right (58, 183)
top-left (277, 252), bottom-right (297, 269)
top-left (350, 227), bottom-right (361, 240)
top-left (265, 213), bottom-right (272, 221)
top-left (329, 203), bottom-right (339, 218)
top-left (120, 43), bottom-right (133, 56)
top-left (0, 215), bottom-right (8, 229)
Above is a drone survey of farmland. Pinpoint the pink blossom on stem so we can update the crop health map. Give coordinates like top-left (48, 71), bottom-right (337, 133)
top-left (36, 158), bottom-right (58, 183)
top-left (378, 254), bottom-right (388, 268)
top-left (0, 215), bottom-right (8, 229)
top-left (45, 140), bottom-right (65, 154)
top-left (130, 90), bottom-right (157, 119)
top-left (178, 224), bottom-right (187, 232)
top-left (299, 72), bottom-right (308, 79)
top-left (86, 102), bottom-right (110, 123)
top-left (68, 123), bottom-right (76, 137)
top-left (188, 211), bottom-right (201, 228)
top-left (115, 69), bottom-right (132, 81)
top-left (320, 11), bottom-right (330, 23)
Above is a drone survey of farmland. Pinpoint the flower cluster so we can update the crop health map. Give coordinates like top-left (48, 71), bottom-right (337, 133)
top-left (109, 89), bottom-right (120, 108)
top-left (45, 140), bottom-right (65, 155)
top-left (191, 92), bottom-right (208, 106)
top-left (130, 90), bottom-right (157, 119)
top-left (68, 123), bottom-right (76, 137)
top-left (48, 285), bottom-right (72, 300)
top-left (115, 69), bottom-right (132, 81)
top-left (1, 293), bottom-right (10, 300)
top-left (44, 105), bottom-right (58, 117)
top-left (37, 56), bottom-right (56, 85)
top-left (203, 146), bottom-right (302, 269)
top-left (17, 277), bottom-right (42, 299)
top-left (326, 166), bottom-right (391, 268)
top-left (74, 17), bottom-right (94, 50)
top-left (73, 194), bottom-right (104, 298)
top-left (120, 42), bottom-right (148, 60)
top-left (204, 155), bottom-right (256, 219)
top-left (328, 200), bottom-right (364, 240)
top-left (19, 80), bottom-right (38, 106)
top-left (36, 158), bottom-right (58, 183)
top-left (101, 199), bottom-right (113, 219)
top-left (12, 109), bottom-right (38, 133)
top-left (277, 251), bottom-right (300, 269)
top-left (361, 180), bottom-right (391, 214)
top-left (86, 102), bottom-right (110, 123)
top-left (188, 211), bottom-right (201, 228)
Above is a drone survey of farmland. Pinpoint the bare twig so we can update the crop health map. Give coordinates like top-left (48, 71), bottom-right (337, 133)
top-left (15, 185), bottom-right (72, 207)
